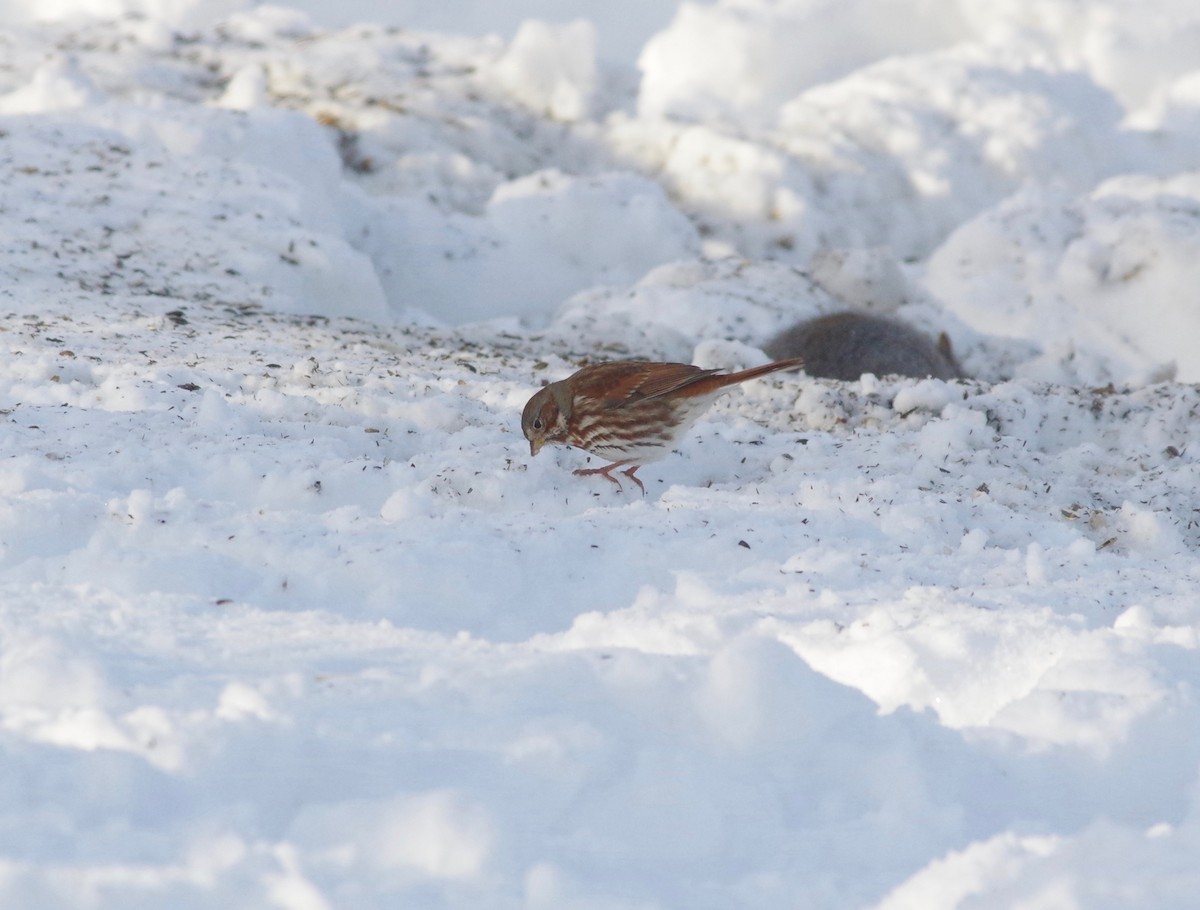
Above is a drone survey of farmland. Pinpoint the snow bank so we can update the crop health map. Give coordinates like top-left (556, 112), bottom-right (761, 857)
top-left (638, 0), bottom-right (971, 124)
top-left (364, 170), bottom-right (700, 325)
top-left (488, 19), bottom-right (598, 122)
top-left (0, 0), bottom-right (1199, 908)
top-left (925, 173), bottom-right (1200, 383)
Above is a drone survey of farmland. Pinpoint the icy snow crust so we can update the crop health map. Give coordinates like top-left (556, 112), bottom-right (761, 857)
top-left (1, 1), bottom-right (1200, 907)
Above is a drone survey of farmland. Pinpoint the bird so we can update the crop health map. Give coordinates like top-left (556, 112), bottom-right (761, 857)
top-left (521, 357), bottom-right (804, 492)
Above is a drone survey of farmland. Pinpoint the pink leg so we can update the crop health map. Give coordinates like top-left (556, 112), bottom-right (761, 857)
top-left (573, 461), bottom-right (645, 494)
top-left (621, 465), bottom-right (645, 494)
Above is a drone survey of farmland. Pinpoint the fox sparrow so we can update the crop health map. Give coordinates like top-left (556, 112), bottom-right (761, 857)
top-left (521, 358), bottom-right (804, 491)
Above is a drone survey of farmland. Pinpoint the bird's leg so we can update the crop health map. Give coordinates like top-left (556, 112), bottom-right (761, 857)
top-left (574, 460), bottom-right (642, 493)
top-left (621, 465), bottom-right (645, 495)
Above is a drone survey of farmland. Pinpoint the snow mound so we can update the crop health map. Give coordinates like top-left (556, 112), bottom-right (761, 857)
top-left (1, 2), bottom-right (1200, 908)
top-left (925, 173), bottom-right (1200, 383)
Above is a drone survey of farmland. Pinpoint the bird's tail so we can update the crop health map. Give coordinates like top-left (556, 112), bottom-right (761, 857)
top-left (714, 357), bottom-right (805, 388)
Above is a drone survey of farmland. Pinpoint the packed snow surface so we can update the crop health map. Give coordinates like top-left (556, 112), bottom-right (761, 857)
top-left (1, 0), bottom-right (1200, 907)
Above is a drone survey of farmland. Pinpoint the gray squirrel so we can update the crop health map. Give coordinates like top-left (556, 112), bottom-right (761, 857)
top-left (764, 311), bottom-right (964, 381)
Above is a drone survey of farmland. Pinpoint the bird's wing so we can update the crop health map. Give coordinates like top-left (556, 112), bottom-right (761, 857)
top-left (625, 363), bottom-right (721, 402)
top-left (568, 361), bottom-right (720, 408)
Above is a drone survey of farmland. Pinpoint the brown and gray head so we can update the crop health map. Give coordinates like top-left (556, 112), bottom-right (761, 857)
top-left (521, 380), bottom-right (572, 456)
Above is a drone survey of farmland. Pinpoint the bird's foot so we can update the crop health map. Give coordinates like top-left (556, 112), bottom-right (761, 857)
top-left (573, 462), bottom-right (645, 495)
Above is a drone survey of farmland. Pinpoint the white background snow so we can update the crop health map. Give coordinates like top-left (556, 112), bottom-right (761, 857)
top-left (0, 0), bottom-right (1199, 907)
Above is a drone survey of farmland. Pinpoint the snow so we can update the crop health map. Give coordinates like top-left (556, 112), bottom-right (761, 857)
top-left (0, 0), bottom-right (1198, 907)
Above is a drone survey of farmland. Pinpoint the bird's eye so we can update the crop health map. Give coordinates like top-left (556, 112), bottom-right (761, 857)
top-left (533, 418), bottom-right (543, 430)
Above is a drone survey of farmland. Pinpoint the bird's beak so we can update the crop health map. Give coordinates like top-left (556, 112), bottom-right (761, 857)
top-left (529, 438), bottom-right (543, 457)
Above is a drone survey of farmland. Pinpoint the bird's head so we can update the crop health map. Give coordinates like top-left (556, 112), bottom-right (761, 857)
top-left (521, 382), bottom-right (570, 456)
